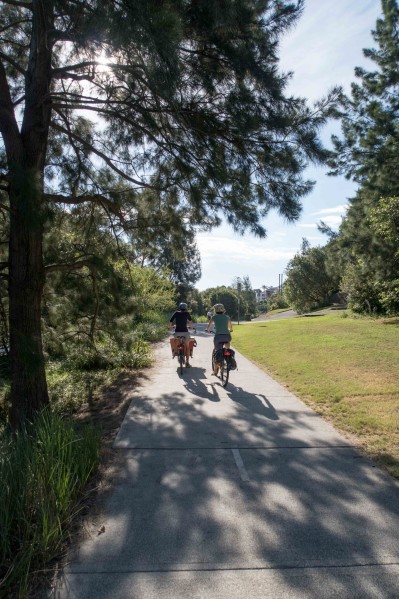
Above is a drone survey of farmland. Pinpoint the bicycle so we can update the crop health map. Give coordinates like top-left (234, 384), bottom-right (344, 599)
top-left (175, 335), bottom-right (186, 375)
top-left (171, 328), bottom-right (197, 375)
top-left (211, 342), bottom-right (234, 387)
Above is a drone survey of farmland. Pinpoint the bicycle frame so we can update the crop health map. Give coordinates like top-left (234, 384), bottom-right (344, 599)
top-left (212, 341), bottom-right (232, 387)
top-left (172, 328), bottom-right (196, 374)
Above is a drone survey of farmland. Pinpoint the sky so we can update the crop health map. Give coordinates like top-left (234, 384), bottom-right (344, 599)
top-left (196, 0), bottom-right (382, 291)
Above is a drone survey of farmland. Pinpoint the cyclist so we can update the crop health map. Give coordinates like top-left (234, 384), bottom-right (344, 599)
top-left (169, 302), bottom-right (193, 368)
top-left (206, 303), bottom-right (233, 375)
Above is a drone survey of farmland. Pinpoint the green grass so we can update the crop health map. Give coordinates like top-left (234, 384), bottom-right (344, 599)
top-left (233, 312), bottom-right (399, 478)
top-left (0, 410), bottom-right (100, 598)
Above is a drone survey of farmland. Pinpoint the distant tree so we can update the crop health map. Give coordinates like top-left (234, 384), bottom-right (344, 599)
top-left (284, 239), bottom-right (339, 312)
top-left (184, 288), bottom-right (205, 319)
top-left (201, 286), bottom-right (239, 319)
top-left (268, 291), bottom-right (289, 310)
top-left (232, 275), bottom-right (257, 318)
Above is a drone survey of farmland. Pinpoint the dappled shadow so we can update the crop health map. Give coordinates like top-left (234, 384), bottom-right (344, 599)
top-left (52, 340), bottom-right (399, 599)
top-left (182, 368), bottom-right (220, 403)
top-left (226, 384), bottom-right (279, 420)
top-left (77, 370), bottom-right (149, 443)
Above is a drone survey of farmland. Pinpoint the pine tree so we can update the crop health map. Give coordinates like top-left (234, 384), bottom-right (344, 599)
top-left (0, 0), bottom-right (334, 426)
top-left (328, 0), bottom-right (399, 314)
top-left (330, 0), bottom-right (399, 197)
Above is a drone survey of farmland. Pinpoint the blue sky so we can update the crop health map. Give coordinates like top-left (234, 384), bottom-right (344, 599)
top-left (196, 0), bottom-right (382, 291)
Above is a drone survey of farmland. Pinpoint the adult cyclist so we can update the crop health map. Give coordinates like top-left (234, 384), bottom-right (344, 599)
top-left (206, 303), bottom-right (233, 375)
top-left (169, 303), bottom-right (193, 368)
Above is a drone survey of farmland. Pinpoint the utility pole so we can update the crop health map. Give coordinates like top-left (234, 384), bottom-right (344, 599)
top-left (237, 278), bottom-right (242, 325)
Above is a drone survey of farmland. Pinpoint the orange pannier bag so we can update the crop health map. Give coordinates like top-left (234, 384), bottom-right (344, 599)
top-left (169, 337), bottom-right (195, 357)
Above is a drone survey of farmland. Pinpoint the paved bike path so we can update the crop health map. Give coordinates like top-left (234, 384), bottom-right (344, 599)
top-left (52, 325), bottom-right (399, 598)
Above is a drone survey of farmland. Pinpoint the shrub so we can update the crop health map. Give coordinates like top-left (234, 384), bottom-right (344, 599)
top-left (379, 279), bottom-right (399, 316)
top-left (0, 410), bottom-right (100, 597)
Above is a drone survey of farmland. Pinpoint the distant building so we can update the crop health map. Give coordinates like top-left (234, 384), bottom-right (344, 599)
top-left (254, 286), bottom-right (278, 303)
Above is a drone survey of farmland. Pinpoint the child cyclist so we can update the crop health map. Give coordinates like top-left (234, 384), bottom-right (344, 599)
top-left (206, 303), bottom-right (233, 375)
top-left (169, 303), bottom-right (193, 368)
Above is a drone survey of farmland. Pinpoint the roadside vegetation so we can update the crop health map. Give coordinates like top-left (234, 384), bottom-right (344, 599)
top-left (0, 411), bottom-right (100, 598)
top-left (233, 312), bottom-right (399, 478)
top-left (0, 1), bottom-right (398, 595)
top-left (283, 4), bottom-right (399, 318)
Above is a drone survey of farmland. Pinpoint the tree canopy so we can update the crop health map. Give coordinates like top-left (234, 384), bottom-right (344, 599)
top-left (325, 0), bottom-right (399, 315)
top-left (0, 0), bottom-right (335, 426)
top-left (284, 239), bottom-right (339, 312)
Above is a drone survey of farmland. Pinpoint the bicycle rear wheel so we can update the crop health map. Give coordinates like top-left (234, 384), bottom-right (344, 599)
top-left (211, 349), bottom-right (216, 372)
top-left (179, 350), bottom-right (184, 375)
top-left (220, 358), bottom-right (229, 387)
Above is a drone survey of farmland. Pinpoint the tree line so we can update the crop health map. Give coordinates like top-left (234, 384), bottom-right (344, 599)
top-left (284, 0), bottom-right (399, 315)
top-left (0, 0), bottom-right (337, 427)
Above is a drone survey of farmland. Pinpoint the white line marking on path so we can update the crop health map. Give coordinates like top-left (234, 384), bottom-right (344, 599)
top-left (232, 448), bottom-right (250, 482)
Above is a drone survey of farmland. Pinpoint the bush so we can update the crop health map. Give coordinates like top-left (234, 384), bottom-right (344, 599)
top-left (341, 264), bottom-right (383, 314)
top-left (193, 315), bottom-right (208, 323)
top-left (379, 279), bottom-right (399, 316)
top-left (0, 410), bottom-right (100, 597)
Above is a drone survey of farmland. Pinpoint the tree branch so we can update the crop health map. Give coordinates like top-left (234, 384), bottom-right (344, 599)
top-left (0, 59), bottom-right (22, 159)
top-left (44, 192), bottom-right (124, 218)
top-left (51, 119), bottom-right (154, 189)
top-left (0, 51), bottom-right (26, 76)
top-left (1, 0), bottom-right (32, 8)
top-left (53, 61), bottom-right (98, 75)
top-left (45, 258), bottom-right (96, 274)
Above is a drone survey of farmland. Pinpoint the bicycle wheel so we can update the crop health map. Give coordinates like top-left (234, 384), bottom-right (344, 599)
top-left (211, 349), bottom-right (216, 372)
top-left (179, 349), bottom-right (184, 375)
top-left (220, 358), bottom-right (229, 387)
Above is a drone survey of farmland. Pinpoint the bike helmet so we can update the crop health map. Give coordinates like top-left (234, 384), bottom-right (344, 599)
top-left (179, 302), bottom-right (188, 311)
top-left (213, 303), bottom-right (225, 313)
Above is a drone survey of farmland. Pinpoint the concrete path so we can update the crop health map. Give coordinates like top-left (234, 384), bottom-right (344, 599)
top-left (52, 325), bottom-right (399, 599)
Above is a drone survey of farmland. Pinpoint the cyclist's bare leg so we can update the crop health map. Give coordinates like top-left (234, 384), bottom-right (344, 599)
top-left (212, 342), bottom-right (223, 375)
top-left (185, 342), bottom-right (191, 366)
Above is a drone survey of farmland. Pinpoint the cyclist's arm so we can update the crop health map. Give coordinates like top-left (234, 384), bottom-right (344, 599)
top-left (206, 319), bottom-right (214, 332)
top-left (228, 318), bottom-right (233, 332)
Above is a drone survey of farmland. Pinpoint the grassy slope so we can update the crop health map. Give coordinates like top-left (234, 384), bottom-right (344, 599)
top-left (232, 313), bottom-right (399, 478)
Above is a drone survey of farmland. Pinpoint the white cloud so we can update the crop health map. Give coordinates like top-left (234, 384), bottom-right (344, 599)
top-left (196, 234), bottom-right (296, 261)
top-left (318, 215), bottom-right (344, 227)
top-left (279, 0), bottom-right (381, 101)
top-left (312, 205), bottom-right (348, 216)
top-left (298, 223), bottom-right (318, 229)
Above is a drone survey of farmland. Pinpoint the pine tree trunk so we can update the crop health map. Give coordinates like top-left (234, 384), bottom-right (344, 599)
top-left (4, 0), bottom-right (54, 427)
top-left (9, 167), bottom-right (49, 427)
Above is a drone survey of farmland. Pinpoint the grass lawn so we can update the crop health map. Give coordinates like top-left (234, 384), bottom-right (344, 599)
top-left (232, 312), bottom-right (399, 478)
